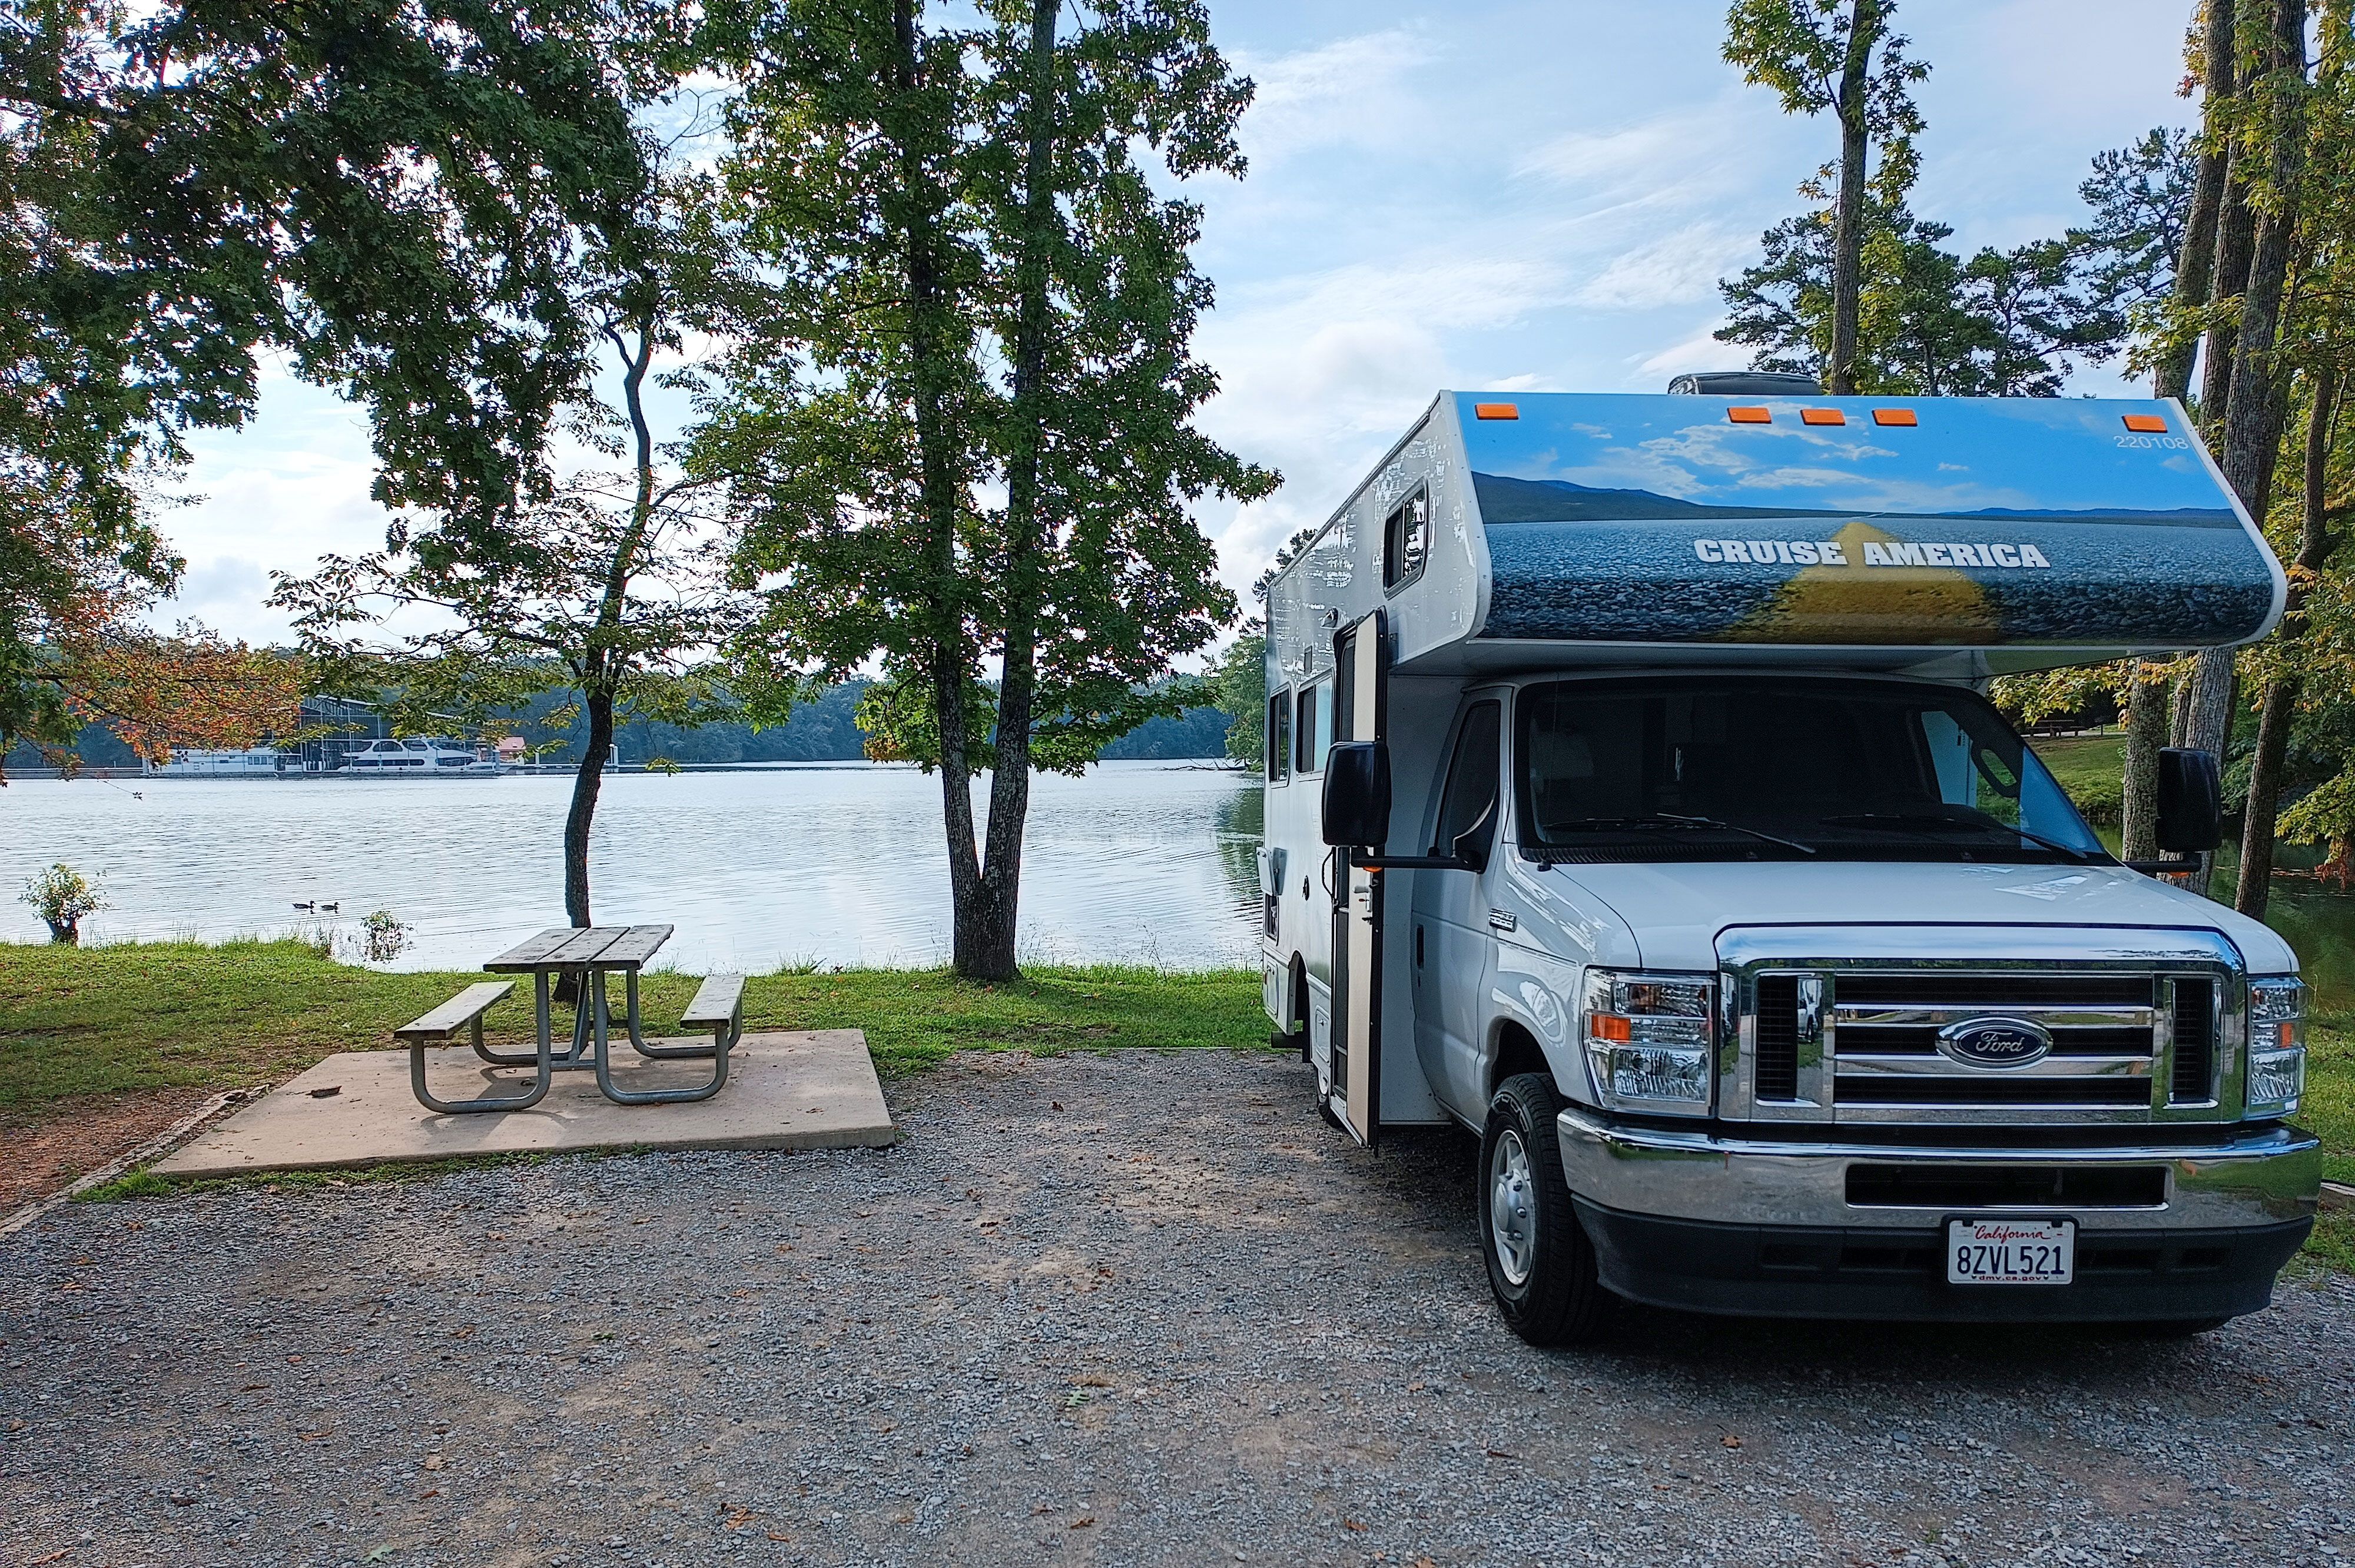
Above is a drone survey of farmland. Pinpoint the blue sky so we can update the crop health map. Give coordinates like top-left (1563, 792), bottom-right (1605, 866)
top-left (167, 0), bottom-right (2203, 645)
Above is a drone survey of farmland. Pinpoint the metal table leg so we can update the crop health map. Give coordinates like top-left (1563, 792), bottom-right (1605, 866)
top-left (412, 1011), bottom-right (553, 1114)
top-left (621, 968), bottom-right (715, 1060)
top-left (470, 968), bottom-right (549, 1067)
top-left (592, 968), bottom-right (732, 1105)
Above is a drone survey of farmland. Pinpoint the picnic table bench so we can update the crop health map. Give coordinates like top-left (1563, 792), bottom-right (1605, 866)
top-left (399, 925), bottom-right (743, 1113)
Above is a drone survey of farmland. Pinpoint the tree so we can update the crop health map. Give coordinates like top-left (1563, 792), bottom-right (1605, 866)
top-left (1719, 200), bottom-right (2116, 397)
top-left (704, 0), bottom-right (1273, 980)
top-left (1724, 0), bottom-right (1927, 393)
top-left (1212, 631), bottom-right (1266, 768)
top-left (276, 149), bottom-right (752, 928)
top-left (0, 2), bottom-right (651, 763)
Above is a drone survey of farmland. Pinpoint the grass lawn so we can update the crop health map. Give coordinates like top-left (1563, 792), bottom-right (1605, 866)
top-left (2301, 1016), bottom-right (2355, 1271)
top-left (0, 938), bottom-right (1270, 1118)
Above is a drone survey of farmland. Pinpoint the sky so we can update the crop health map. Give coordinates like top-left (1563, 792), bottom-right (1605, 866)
top-left (160, 0), bottom-right (2204, 649)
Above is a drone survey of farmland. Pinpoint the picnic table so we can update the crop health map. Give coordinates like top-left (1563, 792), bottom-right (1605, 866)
top-left (396, 925), bottom-right (744, 1114)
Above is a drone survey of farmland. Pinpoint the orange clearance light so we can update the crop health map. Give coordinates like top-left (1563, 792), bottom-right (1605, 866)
top-left (1474, 402), bottom-right (1519, 420)
top-left (1801, 407), bottom-right (1846, 426)
top-left (1591, 1014), bottom-right (1633, 1043)
top-left (1728, 406), bottom-right (1772, 424)
top-left (1872, 408), bottom-right (1919, 427)
top-left (2123, 413), bottom-right (2169, 433)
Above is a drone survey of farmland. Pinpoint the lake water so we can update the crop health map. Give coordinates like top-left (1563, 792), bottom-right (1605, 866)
top-left (7, 762), bottom-right (2353, 1012)
top-left (0, 763), bottom-right (1266, 974)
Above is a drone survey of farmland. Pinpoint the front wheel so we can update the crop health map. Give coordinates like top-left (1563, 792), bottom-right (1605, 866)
top-left (1480, 1073), bottom-right (1613, 1346)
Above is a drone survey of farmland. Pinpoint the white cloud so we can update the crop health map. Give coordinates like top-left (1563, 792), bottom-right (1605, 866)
top-left (1637, 323), bottom-right (1754, 379)
top-left (1573, 224), bottom-right (1755, 310)
top-left (1233, 28), bottom-right (1437, 165)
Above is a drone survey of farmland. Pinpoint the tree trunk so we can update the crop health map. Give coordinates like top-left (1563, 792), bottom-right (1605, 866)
top-left (1827, 0), bottom-right (1881, 396)
top-left (2192, 0), bottom-right (2309, 898)
top-left (2237, 676), bottom-right (2298, 915)
top-left (2236, 366), bottom-right (2340, 918)
top-left (2154, 0), bottom-right (2235, 403)
top-left (2201, 163), bottom-right (2256, 421)
top-left (565, 683), bottom-right (614, 927)
top-left (970, 0), bottom-right (1062, 983)
top-left (2120, 668), bottom-right (2166, 863)
top-left (890, 0), bottom-right (989, 976)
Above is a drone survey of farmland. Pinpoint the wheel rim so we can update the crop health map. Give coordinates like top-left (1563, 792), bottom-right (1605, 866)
top-left (1489, 1128), bottom-right (1537, 1287)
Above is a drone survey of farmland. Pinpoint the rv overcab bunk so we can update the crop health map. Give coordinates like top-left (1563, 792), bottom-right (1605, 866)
top-left (1256, 379), bottom-right (2318, 1343)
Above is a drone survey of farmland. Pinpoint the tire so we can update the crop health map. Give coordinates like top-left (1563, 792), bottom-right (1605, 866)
top-left (1480, 1072), bottom-right (1613, 1346)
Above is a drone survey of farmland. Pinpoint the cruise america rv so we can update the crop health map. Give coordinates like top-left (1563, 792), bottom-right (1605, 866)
top-left (1256, 383), bottom-right (2318, 1344)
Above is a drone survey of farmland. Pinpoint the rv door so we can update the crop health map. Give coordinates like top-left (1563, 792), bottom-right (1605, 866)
top-left (1328, 609), bottom-right (1388, 1145)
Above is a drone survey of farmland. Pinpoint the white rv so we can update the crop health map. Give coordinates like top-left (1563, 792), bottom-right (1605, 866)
top-left (1258, 383), bottom-right (2318, 1343)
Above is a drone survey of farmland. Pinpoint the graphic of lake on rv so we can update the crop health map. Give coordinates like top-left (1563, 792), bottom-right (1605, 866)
top-left (1454, 393), bottom-right (2280, 648)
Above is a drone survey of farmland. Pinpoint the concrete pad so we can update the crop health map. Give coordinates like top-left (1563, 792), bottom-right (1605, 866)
top-left (152, 1030), bottom-right (894, 1180)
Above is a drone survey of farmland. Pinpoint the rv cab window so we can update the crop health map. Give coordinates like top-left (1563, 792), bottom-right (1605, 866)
top-left (1268, 692), bottom-right (1292, 783)
top-left (1432, 702), bottom-right (1502, 861)
top-left (1295, 677), bottom-right (1334, 774)
top-left (1384, 485), bottom-right (1430, 590)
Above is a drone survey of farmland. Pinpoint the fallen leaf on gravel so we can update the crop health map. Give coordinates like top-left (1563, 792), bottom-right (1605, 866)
top-left (421, 1455), bottom-right (444, 1471)
top-left (29, 1549), bottom-right (72, 1564)
top-left (1485, 1448), bottom-right (1517, 1460)
top-left (1722, 1435), bottom-right (1743, 1449)
top-left (1071, 1373), bottom-right (1113, 1387)
top-left (417, 1489), bottom-right (439, 1500)
top-left (1050, 1102), bottom-right (1063, 1111)
top-left (1344, 1519), bottom-right (1368, 1532)
top-left (238, 1384), bottom-right (266, 1393)
top-left (1070, 1517), bottom-right (1094, 1529)
top-left (1407, 1381), bottom-right (1424, 1393)
top-left (767, 1532), bottom-right (793, 1543)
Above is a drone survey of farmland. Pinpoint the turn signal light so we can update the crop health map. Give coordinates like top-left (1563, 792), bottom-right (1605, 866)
top-left (1728, 406), bottom-right (1771, 424)
top-left (1591, 1014), bottom-right (1633, 1043)
top-left (2123, 413), bottom-right (2169, 433)
top-left (1801, 408), bottom-right (1846, 426)
top-left (1474, 403), bottom-right (1519, 420)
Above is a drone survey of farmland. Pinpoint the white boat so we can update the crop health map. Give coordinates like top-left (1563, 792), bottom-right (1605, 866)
top-left (150, 746), bottom-right (283, 778)
top-left (339, 738), bottom-right (503, 775)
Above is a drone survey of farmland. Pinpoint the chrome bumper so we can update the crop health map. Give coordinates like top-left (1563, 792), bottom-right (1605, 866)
top-left (1555, 1106), bottom-right (2321, 1233)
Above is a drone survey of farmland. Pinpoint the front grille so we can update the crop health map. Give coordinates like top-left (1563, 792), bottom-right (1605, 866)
top-left (1829, 968), bottom-right (2160, 1114)
top-left (1754, 974), bottom-right (1800, 1100)
top-left (1832, 1074), bottom-right (2152, 1107)
top-left (1835, 974), bottom-right (2154, 1008)
top-left (2171, 978), bottom-right (2217, 1103)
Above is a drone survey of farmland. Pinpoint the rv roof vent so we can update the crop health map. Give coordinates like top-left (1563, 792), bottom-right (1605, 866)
top-left (1666, 371), bottom-right (1825, 396)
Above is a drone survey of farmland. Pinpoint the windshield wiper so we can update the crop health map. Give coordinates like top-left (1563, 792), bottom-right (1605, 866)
top-left (1547, 813), bottom-right (1816, 856)
top-left (1817, 811), bottom-right (2101, 863)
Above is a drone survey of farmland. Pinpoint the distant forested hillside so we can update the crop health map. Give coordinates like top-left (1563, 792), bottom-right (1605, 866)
top-left (9, 680), bottom-right (1237, 769)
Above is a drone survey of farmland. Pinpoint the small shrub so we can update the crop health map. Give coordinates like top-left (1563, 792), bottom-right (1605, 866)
top-left (2068, 775), bottom-right (2123, 828)
top-left (21, 862), bottom-right (104, 945)
top-left (352, 909), bottom-right (410, 964)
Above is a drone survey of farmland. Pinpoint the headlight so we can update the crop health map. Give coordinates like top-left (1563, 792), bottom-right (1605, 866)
top-left (1581, 968), bottom-right (1714, 1117)
top-left (2245, 978), bottom-right (2306, 1116)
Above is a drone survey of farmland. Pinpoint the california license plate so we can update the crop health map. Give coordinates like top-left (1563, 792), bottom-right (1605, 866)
top-left (1946, 1217), bottom-right (2075, 1285)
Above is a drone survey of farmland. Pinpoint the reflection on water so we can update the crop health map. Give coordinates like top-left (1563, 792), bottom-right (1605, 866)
top-left (0, 762), bottom-right (1263, 974)
top-left (2257, 889), bottom-right (2355, 1017)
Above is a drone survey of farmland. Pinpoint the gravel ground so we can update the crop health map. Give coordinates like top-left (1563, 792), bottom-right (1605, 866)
top-left (2, 1048), bottom-right (2350, 1568)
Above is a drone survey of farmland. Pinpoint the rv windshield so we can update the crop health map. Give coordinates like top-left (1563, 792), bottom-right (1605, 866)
top-left (1515, 676), bottom-right (2109, 865)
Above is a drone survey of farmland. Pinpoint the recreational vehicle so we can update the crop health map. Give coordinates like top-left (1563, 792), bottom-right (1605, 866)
top-left (1257, 383), bottom-right (2319, 1343)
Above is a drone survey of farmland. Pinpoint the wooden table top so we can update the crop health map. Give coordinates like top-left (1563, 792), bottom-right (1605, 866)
top-left (485, 925), bottom-right (674, 972)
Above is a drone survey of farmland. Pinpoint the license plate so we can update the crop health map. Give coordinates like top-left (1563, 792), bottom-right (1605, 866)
top-left (1946, 1217), bottom-right (2074, 1285)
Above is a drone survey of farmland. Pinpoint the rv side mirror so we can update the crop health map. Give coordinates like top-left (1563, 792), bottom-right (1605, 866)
top-left (1322, 742), bottom-right (1392, 849)
top-left (2156, 748), bottom-right (2223, 853)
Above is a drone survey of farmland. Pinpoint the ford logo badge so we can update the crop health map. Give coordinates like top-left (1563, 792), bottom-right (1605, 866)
top-left (1937, 1016), bottom-right (2054, 1069)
